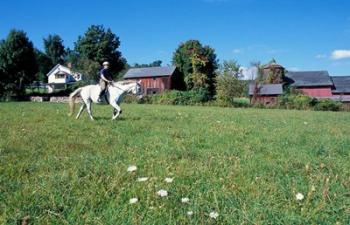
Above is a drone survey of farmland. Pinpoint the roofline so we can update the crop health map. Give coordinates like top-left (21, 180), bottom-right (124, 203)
top-left (124, 75), bottom-right (172, 79)
top-left (248, 94), bottom-right (281, 96)
top-left (128, 65), bottom-right (176, 69)
top-left (292, 84), bottom-right (333, 87)
top-left (330, 75), bottom-right (350, 78)
top-left (332, 91), bottom-right (350, 94)
top-left (46, 64), bottom-right (61, 77)
top-left (287, 70), bottom-right (329, 74)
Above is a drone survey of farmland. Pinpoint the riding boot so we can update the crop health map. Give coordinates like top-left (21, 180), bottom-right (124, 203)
top-left (97, 91), bottom-right (104, 103)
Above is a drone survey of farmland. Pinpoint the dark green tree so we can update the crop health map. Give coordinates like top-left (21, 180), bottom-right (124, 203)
top-left (74, 25), bottom-right (126, 80)
top-left (172, 40), bottom-right (218, 96)
top-left (132, 60), bottom-right (162, 68)
top-left (43, 34), bottom-right (66, 65)
top-left (149, 60), bottom-right (162, 67)
top-left (0, 29), bottom-right (38, 97)
top-left (34, 49), bottom-right (53, 82)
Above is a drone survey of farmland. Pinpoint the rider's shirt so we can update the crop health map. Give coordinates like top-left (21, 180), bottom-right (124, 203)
top-left (100, 68), bottom-right (113, 81)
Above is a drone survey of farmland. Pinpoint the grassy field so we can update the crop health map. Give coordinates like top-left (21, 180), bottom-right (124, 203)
top-left (0, 102), bottom-right (349, 224)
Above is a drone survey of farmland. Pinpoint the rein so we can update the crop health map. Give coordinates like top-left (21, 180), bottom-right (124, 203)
top-left (109, 82), bottom-right (135, 92)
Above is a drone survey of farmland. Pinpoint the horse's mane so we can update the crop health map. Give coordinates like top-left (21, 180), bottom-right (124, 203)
top-left (114, 80), bottom-right (136, 86)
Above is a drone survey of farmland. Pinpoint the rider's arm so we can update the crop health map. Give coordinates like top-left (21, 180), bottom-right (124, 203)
top-left (101, 74), bottom-right (111, 82)
top-left (101, 69), bottom-right (113, 83)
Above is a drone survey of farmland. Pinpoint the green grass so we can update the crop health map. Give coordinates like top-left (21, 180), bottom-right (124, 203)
top-left (0, 102), bottom-right (349, 224)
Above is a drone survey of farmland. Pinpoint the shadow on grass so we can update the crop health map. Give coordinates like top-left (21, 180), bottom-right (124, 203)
top-left (91, 116), bottom-right (142, 122)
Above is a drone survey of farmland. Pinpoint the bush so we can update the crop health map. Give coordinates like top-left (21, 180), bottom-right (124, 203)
top-left (278, 94), bottom-right (313, 110)
top-left (132, 90), bottom-right (211, 106)
top-left (314, 99), bottom-right (342, 111)
top-left (278, 93), bottom-right (343, 111)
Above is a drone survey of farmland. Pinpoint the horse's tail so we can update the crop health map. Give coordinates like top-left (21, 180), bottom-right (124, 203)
top-left (68, 87), bottom-right (82, 116)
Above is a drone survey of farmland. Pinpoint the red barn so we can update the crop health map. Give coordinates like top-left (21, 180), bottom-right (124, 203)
top-left (331, 76), bottom-right (350, 97)
top-left (123, 66), bottom-right (181, 95)
top-left (286, 71), bottom-right (334, 97)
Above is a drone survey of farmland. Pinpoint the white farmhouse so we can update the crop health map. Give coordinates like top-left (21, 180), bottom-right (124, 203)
top-left (47, 64), bottom-right (84, 93)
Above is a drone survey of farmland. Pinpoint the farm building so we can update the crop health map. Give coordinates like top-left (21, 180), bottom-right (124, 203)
top-left (331, 76), bottom-right (350, 96)
top-left (286, 71), bottom-right (333, 97)
top-left (123, 66), bottom-right (184, 95)
top-left (248, 84), bottom-right (283, 106)
top-left (249, 62), bottom-right (350, 105)
top-left (47, 64), bottom-right (84, 93)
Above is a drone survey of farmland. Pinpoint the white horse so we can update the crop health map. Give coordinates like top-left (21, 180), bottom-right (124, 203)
top-left (68, 80), bottom-right (142, 120)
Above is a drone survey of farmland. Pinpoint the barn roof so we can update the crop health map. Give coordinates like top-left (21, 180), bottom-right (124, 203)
top-left (285, 71), bottom-right (333, 87)
top-left (124, 66), bottom-right (176, 78)
top-left (331, 76), bottom-right (350, 94)
top-left (248, 84), bottom-right (283, 96)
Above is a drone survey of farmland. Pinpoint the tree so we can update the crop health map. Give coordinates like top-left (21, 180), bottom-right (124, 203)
top-left (216, 60), bottom-right (245, 103)
top-left (43, 34), bottom-right (66, 65)
top-left (172, 40), bottom-right (218, 96)
top-left (74, 25), bottom-right (126, 80)
top-left (34, 49), bottom-right (53, 82)
top-left (149, 60), bottom-right (162, 67)
top-left (220, 60), bottom-right (243, 79)
top-left (0, 29), bottom-right (38, 97)
top-left (132, 60), bottom-right (162, 68)
top-left (250, 61), bottom-right (265, 104)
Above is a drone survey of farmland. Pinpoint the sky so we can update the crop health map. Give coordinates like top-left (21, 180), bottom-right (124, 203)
top-left (1, 0), bottom-right (350, 76)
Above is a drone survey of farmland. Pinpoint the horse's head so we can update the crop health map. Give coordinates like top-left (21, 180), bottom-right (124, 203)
top-left (129, 80), bottom-right (143, 98)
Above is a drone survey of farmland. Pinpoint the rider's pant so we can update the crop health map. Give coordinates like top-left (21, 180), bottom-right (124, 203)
top-left (99, 79), bottom-right (108, 96)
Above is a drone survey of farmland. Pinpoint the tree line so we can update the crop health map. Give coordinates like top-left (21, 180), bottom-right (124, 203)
top-left (0, 24), bottom-right (251, 101)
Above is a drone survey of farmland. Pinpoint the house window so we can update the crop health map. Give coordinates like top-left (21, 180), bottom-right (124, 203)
top-left (55, 74), bottom-right (65, 79)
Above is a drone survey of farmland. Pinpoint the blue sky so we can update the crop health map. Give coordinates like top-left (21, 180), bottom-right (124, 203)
top-left (1, 0), bottom-right (350, 75)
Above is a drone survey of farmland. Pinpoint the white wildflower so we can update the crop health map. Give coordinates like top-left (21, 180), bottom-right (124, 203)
top-left (137, 177), bottom-right (149, 182)
top-left (187, 211), bottom-right (194, 216)
top-left (209, 211), bottom-right (219, 219)
top-left (127, 165), bottom-right (137, 172)
top-left (156, 189), bottom-right (168, 197)
top-left (304, 122), bottom-right (308, 125)
top-left (129, 198), bottom-right (138, 204)
top-left (296, 192), bottom-right (304, 201)
top-left (164, 177), bottom-right (173, 183)
top-left (181, 197), bottom-right (190, 203)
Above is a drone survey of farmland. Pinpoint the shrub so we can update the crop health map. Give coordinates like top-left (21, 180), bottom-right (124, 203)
top-left (133, 90), bottom-right (211, 106)
top-left (278, 94), bottom-right (313, 110)
top-left (314, 99), bottom-right (342, 111)
top-left (278, 93), bottom-right (343, 111)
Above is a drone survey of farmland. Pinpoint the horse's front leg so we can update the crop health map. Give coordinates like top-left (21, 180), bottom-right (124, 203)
top-left (111, 102), bottom-right (121, 120)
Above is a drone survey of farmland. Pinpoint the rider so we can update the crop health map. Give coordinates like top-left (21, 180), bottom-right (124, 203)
top-left (98, 61), bottom-right (113, 102)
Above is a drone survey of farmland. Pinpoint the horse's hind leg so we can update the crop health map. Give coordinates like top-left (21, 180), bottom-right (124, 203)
top-left (76, 104), bottom-right (86, 119)
top-left (86, 100), bottom-right (94, 121)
